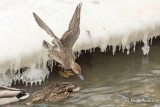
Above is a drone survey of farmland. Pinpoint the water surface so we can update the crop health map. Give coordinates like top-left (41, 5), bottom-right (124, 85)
top-left (6, 38), bottom-right (160, 107)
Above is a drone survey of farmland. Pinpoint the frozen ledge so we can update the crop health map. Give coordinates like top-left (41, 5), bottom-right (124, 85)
top-left (0, 0), bottom-right (160, 84)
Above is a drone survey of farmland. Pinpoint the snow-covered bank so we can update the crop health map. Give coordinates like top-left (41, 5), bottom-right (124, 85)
top-left (1, 0), bottom-right (160, 85)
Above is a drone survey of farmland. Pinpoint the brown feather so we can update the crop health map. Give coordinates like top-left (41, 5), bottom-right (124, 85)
top-left (60, 3), bottom-right (82, 48)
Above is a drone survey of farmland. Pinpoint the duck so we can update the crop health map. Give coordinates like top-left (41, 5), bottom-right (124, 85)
top-left (31, 82), bottom-right (80, 102)
top-left (0, 86), bottom-right (29, 105)
top-left (33, 3), bottom-right (84, 80)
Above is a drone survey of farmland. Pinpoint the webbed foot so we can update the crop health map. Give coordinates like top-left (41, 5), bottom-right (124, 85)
top-left (59, 70), bottom-right (74, 78)
top-left (57, 64), bottom-right (74, 78)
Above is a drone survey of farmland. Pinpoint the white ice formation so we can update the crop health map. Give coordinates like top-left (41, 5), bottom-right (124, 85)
top-left (20, 66), bottom-right (49, 86)
top-left (0, 0), bottom-right (160, 85)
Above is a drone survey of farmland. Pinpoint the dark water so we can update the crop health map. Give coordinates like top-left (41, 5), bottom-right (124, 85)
top-left (6, 37), bottom-right (160, 107)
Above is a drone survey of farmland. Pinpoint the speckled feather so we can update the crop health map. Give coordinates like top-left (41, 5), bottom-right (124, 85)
top-left (32, 82), bottom-right (78, 102)
top-left (60, 3), bottom-right (82, 49)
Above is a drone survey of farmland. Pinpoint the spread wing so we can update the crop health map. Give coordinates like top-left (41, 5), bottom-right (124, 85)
top-left (60, 3), bottom-right (82, 49)
top-left (33, 12), bottom-right (62, 52)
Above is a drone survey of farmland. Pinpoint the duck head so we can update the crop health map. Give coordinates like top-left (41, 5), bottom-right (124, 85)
top-left (16, 92), bottom-right (29, 100)
top-left (63, 82), bottom-right (80, 92)
top-left (31, 91), bottom-right (44, 102)
top-left (71, 62), bottom-right (84, 80)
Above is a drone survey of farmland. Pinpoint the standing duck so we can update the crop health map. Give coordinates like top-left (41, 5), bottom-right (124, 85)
top-left (31, 82), bottom-right (80, 102)
top-left (0, 86), bottom-right (29, 105)
top-left (33, 3), bottom-right (84, 80)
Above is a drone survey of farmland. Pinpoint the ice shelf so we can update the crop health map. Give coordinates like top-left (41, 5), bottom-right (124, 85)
top-left (0, 0), bottom-right (160, 85)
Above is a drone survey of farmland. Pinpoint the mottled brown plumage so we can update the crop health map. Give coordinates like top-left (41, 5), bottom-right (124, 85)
top-left (33, 3), bottom-right (84, 80)
top-left (31, 82), bottom-right (80, 102)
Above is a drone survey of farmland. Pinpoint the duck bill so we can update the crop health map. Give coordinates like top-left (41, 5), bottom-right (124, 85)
top-left (78, 74), bottom-right (84, 80)
top-left (19, 93), bottom-right (29, 100)
top-left (74, 87), bottom-right (80, 91)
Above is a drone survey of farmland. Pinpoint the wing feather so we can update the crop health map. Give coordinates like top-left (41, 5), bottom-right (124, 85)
top-left (60, 3), bottom-right (82, 49)
top-left (33, 13), bottom-right (62, 52)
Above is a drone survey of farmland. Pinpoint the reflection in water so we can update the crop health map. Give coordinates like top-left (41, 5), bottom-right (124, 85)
top-left (2, 38), bottom-right (160, 106)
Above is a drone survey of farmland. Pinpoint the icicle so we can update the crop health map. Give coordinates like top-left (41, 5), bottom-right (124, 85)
top-left (16, 69), bottom-right (21, 80)
top-left (100, 45), bottom-right (106, 52)
top-left (42, 51), bottom-right (49, 69)
top-left (112, 46), bottom-right (116, 55)
top-left (39, 80), bottom-right (42, 85)
top-left (126, 44), bottom-right (130, 55)
top-left (48, 60), bottom-right (52, 72)
top-left (142, 36), bottom-right (150, 55)
top-left (122, 45), bottom-right (125, 53)
top-left (30, 81), bottom-right (33, 87)
top-left (127, 50), bottom-right (129, 54)
top-left (133, 42), bottom-right (136, 52)
top-left (142, 44), bottom-right (150, 55)
top-left (22, 79), bottom-right (24, 84)
top-left (26, 82), bottom-right (28, 87)
top-left (77, 51), bottom-right (81, 57)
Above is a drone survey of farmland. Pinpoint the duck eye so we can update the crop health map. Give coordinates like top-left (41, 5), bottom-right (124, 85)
top-left (67, 88), bottom-right (73, 92)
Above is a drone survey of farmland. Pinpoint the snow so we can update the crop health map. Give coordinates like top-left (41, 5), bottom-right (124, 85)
top-left (0, 0), bottom-right (160, 85)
